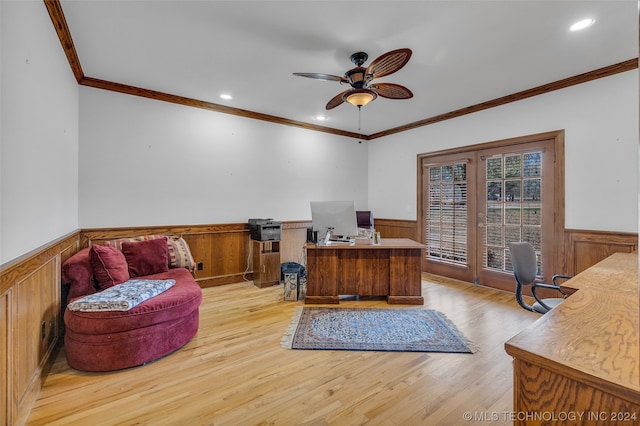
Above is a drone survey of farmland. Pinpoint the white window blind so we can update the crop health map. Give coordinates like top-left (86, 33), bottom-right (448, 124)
top-left (425, 162), bottom-right (468, 265)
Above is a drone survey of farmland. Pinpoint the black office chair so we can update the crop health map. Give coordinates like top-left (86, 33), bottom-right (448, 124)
top-left (508, 242), bottom-right (572, 314)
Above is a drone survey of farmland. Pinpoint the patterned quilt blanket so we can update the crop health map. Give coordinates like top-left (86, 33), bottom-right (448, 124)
top-left (68, 279), bottom-right (176, 312)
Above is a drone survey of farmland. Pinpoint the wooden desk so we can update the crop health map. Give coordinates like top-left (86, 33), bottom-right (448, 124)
top-left (505, 252), bottom-right (640, 424)
top-left (305, 238), bottom-right (424, 305)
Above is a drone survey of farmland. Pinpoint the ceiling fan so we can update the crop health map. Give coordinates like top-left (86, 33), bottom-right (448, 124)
top-left (293, 48), bottom-right (413, 110)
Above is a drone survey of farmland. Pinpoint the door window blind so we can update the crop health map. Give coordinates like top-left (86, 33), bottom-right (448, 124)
top-left (425, 162), bottom-right (468, 265)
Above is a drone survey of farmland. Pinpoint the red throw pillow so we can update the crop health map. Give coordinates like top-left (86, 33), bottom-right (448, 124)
top-left (122, 237), bottom-right (169, 278)
top-left (90, 244), bottom-right (130, 290)
top-left (62, 247), bottom-right (97, 301)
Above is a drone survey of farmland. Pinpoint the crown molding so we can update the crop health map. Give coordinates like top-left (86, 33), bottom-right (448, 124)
top-left (79, 77), bottom-right (366, 139)
top-left (368, 58), bottom-right (638, 140)
top-left (44, 0), bottom-right (84, 83)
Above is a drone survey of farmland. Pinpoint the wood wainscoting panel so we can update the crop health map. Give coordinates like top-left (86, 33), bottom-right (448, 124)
top-left (80, 223), bottom-right (248, 247)
top-left (565, 229), bottom-right (638, 276)
top-left (0, 290), bottom-right (10, 426)
top-left (82, 224), bottom-right (252, 287)
top-left (0, 232), bottom-right (80, 296)
top-left (281, 221), bottom-right (311, 265)
top-left (81, 222), bottom-right (312, 288)
top-left (15, 259), bottom-right (60, 425)
top-left (374, 218), bottom-right (418, 240)
top-left (80, 226), bottom-right (637, 286)
top-left (184, 230), bottom-right (251, 287)
top-left (0, 231), bottom-right (79, 425)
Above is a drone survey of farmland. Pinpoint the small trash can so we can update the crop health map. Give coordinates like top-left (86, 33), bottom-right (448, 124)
top-left (281, 262), bottom-right (306, 301)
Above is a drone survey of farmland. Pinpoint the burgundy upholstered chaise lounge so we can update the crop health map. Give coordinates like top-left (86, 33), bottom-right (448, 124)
top-left (61, 235), bottom-right (202, 372)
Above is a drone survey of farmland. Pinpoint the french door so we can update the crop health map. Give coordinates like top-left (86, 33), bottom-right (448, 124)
top-left (420, 132), bottom-right (563, 291)
top-left (422, 152), bottom-right (476, 283)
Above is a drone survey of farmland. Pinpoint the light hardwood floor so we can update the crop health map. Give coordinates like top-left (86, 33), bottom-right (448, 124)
top-left (27, 274), bottom-right (539, 425)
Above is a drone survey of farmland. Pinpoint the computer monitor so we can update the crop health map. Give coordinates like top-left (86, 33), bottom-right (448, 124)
top-left (310, 201), bottom-right (359, 241)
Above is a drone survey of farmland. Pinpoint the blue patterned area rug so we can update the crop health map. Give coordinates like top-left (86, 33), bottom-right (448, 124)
top-left (282, 307), bottom-right (476, 353)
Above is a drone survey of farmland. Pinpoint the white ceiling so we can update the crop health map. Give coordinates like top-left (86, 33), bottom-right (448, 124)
top-left (60, 1), bottom-right (638, 136)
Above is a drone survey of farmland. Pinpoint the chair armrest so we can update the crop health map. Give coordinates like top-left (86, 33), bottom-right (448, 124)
top-left (532, 282), bottom-right (566, 293)
top-left (531, 282), bottom-right (568, 306)
top-left (530, 284), bottom-right (554, 311)
top-left (532, 275), bottom-right (573, 311)
top-left (552, 274), bottom-right (572, 286)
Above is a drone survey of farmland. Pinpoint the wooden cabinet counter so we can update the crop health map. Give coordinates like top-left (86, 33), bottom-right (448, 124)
top-left (505, 252), bottom-right (640, 424)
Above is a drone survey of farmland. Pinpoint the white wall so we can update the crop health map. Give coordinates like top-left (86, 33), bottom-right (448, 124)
top-left (0, 0), bottom-right (79, 264)
top-left (78, 87), bottom-right (368, 227)
top-left (0, 1), bottom-right (636, 265)
top-left (368, 70), bottom-right (639, 233)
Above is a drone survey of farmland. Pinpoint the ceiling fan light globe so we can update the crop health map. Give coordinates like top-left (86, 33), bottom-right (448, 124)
top-left (344, 89), bottom-right (377, 107)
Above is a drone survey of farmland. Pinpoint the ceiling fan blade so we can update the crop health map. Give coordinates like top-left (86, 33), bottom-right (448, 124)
top-left (366, 48), bottom-right (412, 79)
top-left (326, 90), bottom-right (350, 110)
top-left (373, 83), bottom-right (413, 99)
top-left (293, 73), bottom-right (347, 83)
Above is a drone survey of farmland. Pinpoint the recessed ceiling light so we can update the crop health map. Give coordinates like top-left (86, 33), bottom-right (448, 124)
top-left (570, 18), bottom-right (595, 32)
top-left (315, 115), bottom-right (327, 121)
top-left (220, 94), bottom-right (232, 100)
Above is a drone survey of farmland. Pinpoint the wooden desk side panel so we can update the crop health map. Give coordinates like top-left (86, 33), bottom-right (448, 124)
top-left (389, 248), bottom-right (422, 297)
top-left (389, 248), bottom-right (424, 304)
top-left (513, 359), bottom-right (640, 426)
top-left (305, 248), bottom-right (339, 303)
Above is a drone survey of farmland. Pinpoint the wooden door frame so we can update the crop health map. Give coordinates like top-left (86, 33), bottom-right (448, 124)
top-left (417, 129), bottom-right (566, 284)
